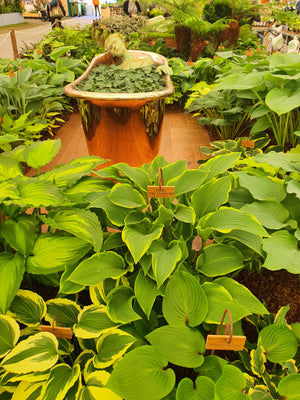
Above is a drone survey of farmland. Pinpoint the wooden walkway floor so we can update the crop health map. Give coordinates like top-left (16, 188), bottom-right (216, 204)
top-left (44, 110), bottom-right (211, 171)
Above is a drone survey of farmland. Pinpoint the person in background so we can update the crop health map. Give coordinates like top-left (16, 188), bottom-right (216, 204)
top-left (49, 0), bottom-right (66, 28)
top-left (92, 0), bottom-right (101, 18)
top-left (123, 0), bottom-right (141, 17)
top-left (296, 0), bottom-right (300, 14)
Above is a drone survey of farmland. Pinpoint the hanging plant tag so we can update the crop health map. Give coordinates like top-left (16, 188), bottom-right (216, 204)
top-left (206, 334), bottom-right (246, 351)
top-left (40, 325), bottom-right (73, 339)
top-left (241, 139), bottom-right (255, 149)
top-left (36, 49), bottom-right (42, 55)
top-left (147, 186), bottom-right (175, 198)
top-left (8, 70), bottom-right (15, 78)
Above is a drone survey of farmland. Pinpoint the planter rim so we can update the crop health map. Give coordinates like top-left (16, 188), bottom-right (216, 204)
top-left (64, 50), bottom-right (174, 102)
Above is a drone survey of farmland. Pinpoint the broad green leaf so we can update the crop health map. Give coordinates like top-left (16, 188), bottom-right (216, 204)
top-left (162, 160), bottom-right (187, 184)
top-left (214, 73), bottom-right (264, 90)
top-left (241, 201), bottom-right (289, 229)
top-left (0, 154), bottom-right (23, 182)
top-left (250, 345), bottom-right (266, 378)
top-left (26, 235), bottom-right (91, 275)
top-left (202, 282), bottom-right (249, 324)
top-left (254, 151), bottom-right (300, 173)
top-left (290, 323), bottom-right (300, 341)
top-left (38, 363), bottom-right (80, 400)
top-left (0, 315), bottom-right (20, 358)
top-left (146, 325), bottom-right (205, 368)
top-left (214, 278), bottom-right (268, 315)
top-left (15, 177), bottom-right (64, 207)
top-left (90, 195), bottom-right (130, 226)
top-left (149, 240), bottom-right (182, 287)
top-left (22, 140), bottom-right (61, 170)
top-left (249, 386), bottom-right (272, 400)
top-left (196, 244), bottom-right (244, 277)
top-left (278, 374), bottom-right (300, 400)
top-left (215, 365), bottom-right (251, 400)
top-left (80, 370), bottom-right (121, 400)
top-left (45, 298), bottom-right (81, 328)
top-left (250, 116), bottom-right (271, 134)
top-left (68, 252), bottom-right (127, 286)
top-left (122, 223), bottom-right (164, 264)
top-left (163, 271), bottom-right (208, 327)
top-left (107, 346), bottom-right (176, 400)
top-left (0, 180), bottom-right (19, 201)
top-left (113, 163), bottom-right (152, 192)
top-left (109, 184), bottom-right (145, 208)
top-left (65, 177), bottom-right (113, 203)
top-left (274, 305), bottom-right (290, 325)
top-left (11, 381), bottom-right (43, 400)
top-left (1, 332), bottom-right (58, 374)
top-left (198, 153), bottom-right (240, 183)
top-left (266, 87), bottom-right (300, 115)
top-left (168, 169), bottom-right (208, 196)
top-left (192, 176), bottom-right (232, 218)
top-left (135, 271), bottom-right (163, 318)
top-left (41, 209), bottom-right (103, 252)
top-left (107, 286), bottom-right (141, 324)
top-left (7, 289), bottom-right (46, 326)
top-left (287, 179), bottom-right (300, 199)
top-left (59, 264), bottom-right (86, 295)
top-left (176, 376), bottom-right (215, 400)
top-left (0, 252), bottom-right (25, 314)
top-left (216, 229), bottom-right (263, 256)
top-left (94, 329), bottom-right (136, 368)
top-left (1, 216), bottom-right (37, 257)
top-left (258, 324), bottom-right (298, 363)
top-left (73, 305), bottom-right (119, 339)
top-left (173, 205), bottom-right (195, 224)
top-left (194, 355), bottom-right (228, 383)
top-left (234, 172), bottom-right (286, 202)
top-left (263, 231), bottom-right (300, 273)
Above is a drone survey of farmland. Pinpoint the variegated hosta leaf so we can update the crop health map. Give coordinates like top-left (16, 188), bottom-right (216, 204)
top-left (68, 252), bottom-right (128, 286)
top-left (26, 235), bottom-right (92, 275)
top-left (250, 345), bottom-right (266, 378)
top-left (73, 305), bottom-right (119, 339)
top-left (93, 329), bottom-right (136, 369)
top-left (0, 154), bottom-right (23, 182)
top-left (40, 209), bottom-right (103, 252)
top-left (38, 364), bottom-right (80, 400)
top-left (45, 298), bottom-right (81, 328)
top-left (1, 332), bottom-right (59, 374)
top-left (0, 315), bottom-right (20, 358)
top-left (15, 177), bottom-right (64, 207)
top-left (107, 286), bottom-right (141, 324)
top-left (21, 139), bottom-right (61, 170)
top-left (8, 370), bottom-right (50, 383)
top-left (11, 381), bottom-right (43, 400)
top-left (79, 370), bottom-right (121, 400)
top-left (8, 289), bottom-right (46, 326)
top-left (0, 180), bottom-right (19, 201)
top-left (0, 216), bottom-right (37, 257)
top-left (0, 252), bottom-right (25, 314)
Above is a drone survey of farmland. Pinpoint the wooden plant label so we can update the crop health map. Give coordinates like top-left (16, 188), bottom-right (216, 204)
top-left (241, 139), bottom-right (255, 149)
top-left (8, 70), bottom-right (15, 78)
top-left (40, 325), bottom-right (72, 339)
top-left (206, 334), bottom-right (246, 351)
top-left (36, 49), bottom-right (42, 55)
top-left (147, 185), bottom-right (175, 198)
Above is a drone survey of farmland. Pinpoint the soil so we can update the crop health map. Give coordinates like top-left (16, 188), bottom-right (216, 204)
top-left (236, 269), bottom-right (300, 324)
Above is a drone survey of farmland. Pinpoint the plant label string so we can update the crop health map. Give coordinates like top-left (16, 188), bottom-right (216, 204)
top-left (40, 314), bottom-right (72, 339)
top-left (147, 167), bottom-right (175, 207)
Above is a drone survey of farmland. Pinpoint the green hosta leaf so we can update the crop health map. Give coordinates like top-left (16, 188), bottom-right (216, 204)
top-left (234, 172), bottom-right (286, 202)
top-left (197, 207), bottom-right (268, 239)
top-left (250, 116), bottom-right (271, 134)
top-left (38, 363), bottom-right (80, 400)
top-left (176, 376), bottom-right (215, 400)
top-left (135, 271), bottom-right (163, 318)
top-left (7, 289), bottom-right (46, 326)
top-left (173, 205), bottom-right (195, 224)
top-left (149, 240), bottom-right (182, 287)
top-left (290, 323), bottom-right (300, 341)
top-left (59, 264), bottom-right (86, 295)
top-left (287, 179), bottom-right (300, 199)
top-left (258, 324), bottom-right (298, 363)
top-left (263, 231), bottom-right (300, 273)
top-left (45, 298), bottom-right (81, 328)
top-left (41, 209), bottom-right (103, 252)
top-left (109, 183), bottom-right (146, 208)
top-left (90, 194), bottom-right (130, 226)
top-left (168, 169), bottom-right (208, 196)
top-left (0, 180), bottom-right (19, 201)
top-left (196, 243), bottom-right (244, 277)
top-left (0, 252), bottom-right (25, 314)
top-left (241, 201), bottom-right (289, 229)
top-left (73, 305), bottom-right (119, 339)
top-left (11, 381), bottom-right (43, 400)
top-left (22, 139), bottom-right (61, 170)
top-left (65, 177), bottom-right (113, 203)
top-left (26, 235), bottom-right (91, 275)
top-left (80, 370), bottom-right (121, 400)
top-left (266, 87), bottom-right (300, 115)
top-left (198, 153), bottom-right (240, 183)
top-left (162, 160), bottom-right (187, 184)
top-left (250, 345), bottom-right (266, 378)
top-left (278, 374), bottom-right (300, 400)
top-left (249, 386), bottom-right (272, 400)
top-left (107, 346), bottom-right (176, 400)
top-left (192, 175), bottom-right (232, 218)
top-left (107, 286), bottom-right (141, 324)
top-left (163, 271), bottom-right (208, 327)
top-left (202, 282), bottom-right (249, 324)
top-left (0, 315), bottom-right (20, 358)
top-left (122, 223), bottom-right (164, 264)
top-left (146, 325), bottom-right (205, 368)
top-left (254, 151), bottom-right (300, 173)
top-left (94, 329), bottom-right (136, 368)
top-left (215, 73), bottom-right (264, 90)
top-left (194, 355), bottom-right (228, 383)
top-left (1, 332), bottom-right (58, 374)
top-left (15, 177), bottom-right (64, 207)
top-left (214, 278), bottom-right (268, 315)
top-left (1, 216), bottom-right (37, 257)
top-left (68, 251), bottom-right (128, 286)
top-left (216, 229), bottom-right (263, 256)
top-left (113, 163), bottom-right (152, 192)
top-left (0, 154), bottom-right (23, 182)
top-left (215, 365), bottom-right (251, 400)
